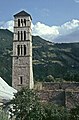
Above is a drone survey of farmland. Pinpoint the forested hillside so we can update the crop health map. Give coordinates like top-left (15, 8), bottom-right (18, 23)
top-left (0, 29), bottom-right (79, 85)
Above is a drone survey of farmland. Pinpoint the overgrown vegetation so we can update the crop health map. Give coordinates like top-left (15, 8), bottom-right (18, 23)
top-left (7, 88), bottom-right (79, 120)
top-left (0, 29), bottom-right (79, 85)
top-left (8, 88), bottom-right (45, 120)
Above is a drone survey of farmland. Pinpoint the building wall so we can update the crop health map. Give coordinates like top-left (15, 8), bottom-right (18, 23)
top-left (42, 82), bottom-right (79, 90)
top-left (37, 82), bottom-right (79, 108)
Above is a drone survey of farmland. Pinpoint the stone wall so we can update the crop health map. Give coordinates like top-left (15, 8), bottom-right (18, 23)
top-left (36, 82), bottom-right (79, 108)
top-left (37, 90), bottom-right (65, 106)
top-left (65, 90), bottom-right (79, 109)
top-left (42, 82), bottom-right (79, 91)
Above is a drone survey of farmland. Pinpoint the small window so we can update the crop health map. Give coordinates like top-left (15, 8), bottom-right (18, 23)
top-left (18, 19), bottom-right (20, 27)
top-left (20, 76), bottom-right (23, 84)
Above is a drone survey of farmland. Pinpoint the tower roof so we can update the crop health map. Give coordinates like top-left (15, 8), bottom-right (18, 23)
top-left (14, 10), bottom-right (32, 19)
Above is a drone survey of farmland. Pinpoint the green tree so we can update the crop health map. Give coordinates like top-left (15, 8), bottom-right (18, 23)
top-left (43, 103), bottom-right (69, 120)
top-left (69, 106), bottom-right (79, 120)
top-left (9, 88), bottom-right (45, 120)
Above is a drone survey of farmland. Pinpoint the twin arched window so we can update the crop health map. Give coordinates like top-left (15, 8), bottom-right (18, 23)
top-left (18, 31), bottom-right (26, 41)
top-left (17, 45), bottom-right (26, 56)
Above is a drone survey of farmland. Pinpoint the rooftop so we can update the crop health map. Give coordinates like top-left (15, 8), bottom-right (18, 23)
top-left (14, 10), bottom-right (32, 19)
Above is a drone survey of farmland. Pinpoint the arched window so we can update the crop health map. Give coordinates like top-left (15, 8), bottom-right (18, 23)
top-left (18, 31), bottom-right (20, 41)
top-left (24, 19), bottom-right (26, 26)
top-left (17, 45), bottom-right (20, 56)
top-left (24, 31), bottom-right (26, 40)
top-left (21, 31), bottom-right (23, 41)
top-left (18, 19), bottom-right (20, 27)
top-left (21, 45), bottom-right (22, 55)
top-left (24, 45), bottom-right (26, 55)
top-left (21, 19), bottom-right (23, 26)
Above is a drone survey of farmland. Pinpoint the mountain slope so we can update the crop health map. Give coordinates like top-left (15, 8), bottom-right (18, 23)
top-left (33, 37), bottom-right (79, 81)
top-left (54, 29), bottom-right (79, 43)
top-left (0, 29), bottom-right (79, 84)
top-left (0, 29), bottom-right (13, 85)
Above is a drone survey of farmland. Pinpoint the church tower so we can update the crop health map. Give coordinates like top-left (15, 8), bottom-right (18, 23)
top-left (12, 11), bottom-right (34, 90)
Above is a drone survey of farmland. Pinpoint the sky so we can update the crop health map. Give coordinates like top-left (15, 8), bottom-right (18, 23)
top-left (0, 0), bottom-right (79, 42)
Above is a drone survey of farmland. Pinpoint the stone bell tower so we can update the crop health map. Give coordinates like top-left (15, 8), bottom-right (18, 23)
top-left (12, 10), bottom-right (34, 90)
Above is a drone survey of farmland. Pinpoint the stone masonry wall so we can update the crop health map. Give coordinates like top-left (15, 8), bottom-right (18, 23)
top-left (42, 82), bottom-right (79, 91)
top-left (36, 82), bottom-right (79, 108)
top-left (37, 90), bottom-right (65, 106)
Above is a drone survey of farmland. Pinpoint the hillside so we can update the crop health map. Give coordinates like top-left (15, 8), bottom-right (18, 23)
top-left (0, 29), bottom-right (13, 85)
top-left (54, 29), bottom-right (79, 43)
top-left (0, 29), bottom-right (79, 85)
top-left (33, 36), bottom-right (79, 82)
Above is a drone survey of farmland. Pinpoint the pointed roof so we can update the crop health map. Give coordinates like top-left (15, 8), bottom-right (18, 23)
top-left (14, 10), bottom-right (32, 19)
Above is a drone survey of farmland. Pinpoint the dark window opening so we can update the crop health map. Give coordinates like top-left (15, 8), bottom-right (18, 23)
top-left (20, 76), bottom-right (23, 84)
top-left (24, 31), bottom-right (26, 40)
top-left (24, 45), bottom-right (26, 55)
top-left (21, 45), bottom-right (22, 55)
top-left (17, 45), bottom-right (20, 56)
top-left (18, 31), bottom-right (20, 41)
top-left (21, 31), bottom-right (23, 41)
top-left (21, 19), bottom-right (23, 26)
top-left (18, 19), bottom-right (20, 27)
top-left (24, 19), bottom-right (26, 26)
top-left (59, 84), bottom-right (62, 89)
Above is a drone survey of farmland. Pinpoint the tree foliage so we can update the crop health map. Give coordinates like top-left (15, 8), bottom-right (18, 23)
top-left (43, 103), bottom-right (69, 120)
top-left (9, 88), bottom-right (45, 120)
top-left (9, 88), bottom-right (71, 120)
top-left (69, 106), bottom-right (79, 120)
